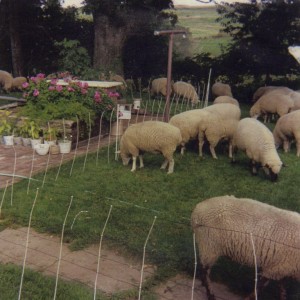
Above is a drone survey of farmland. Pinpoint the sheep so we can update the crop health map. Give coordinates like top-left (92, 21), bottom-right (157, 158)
top-left (198, 114), bottom-right (239, 159)
top-left (273, 110), bottom-right (300, 156)
top-left (290, 91), bottom-right (300, 111)
top-left (169, 109), bottom-right (211, 155)
top-left (12, 76), bottom-right (27, 91)
top-left (172, 81), bottom-right (200, 106)
top-left (203, 103), bottom-right (241, 121)
top-left (119, 121), bottom-right (182, 174)
top-left (0, 70), bottom-right (13, 92)
top-left (109, 73), bottom-right (127, 90)
top-left (212, 95), bottom-right (239, 107)
top-left (250, 90), bottom-right (294, 123)
top-left (232, 118), bottom-right (283, 181)
top-left (150, 77), bottom-right (169, 97)
top-left (211, 82), bottom-right (232, 98)
top-left (252, 86), bottom-right (293, 102)
top-left (191, 195), bottom-right (300, 300)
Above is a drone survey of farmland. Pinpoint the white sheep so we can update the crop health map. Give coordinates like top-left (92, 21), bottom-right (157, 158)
top-left (212, 95), bottom-right (239, 107)
top-left (232, 118), bottom-right (283, 181)
top-left (250, 90), bottom-right (294, 123)
top-left (252, 86), bottom-right (293, 102)
top-left (273, 110), bottom-right (300, 156)
top-left (169, 109), bottom-right (211, 155)
top-left (203, 103), bottom-right (241, 121)
top-left (150, 77), bottom-right (169, 97)
top-left (198, 114), bottom-right (239, 159)
top-left (12, 76), bottom-right (27, 91)
top-left (172, 81), bottom-right (199, 106)
top-left (191, 195), bottom-right (300, 300)
top-left (0, 70), bottom-right (13, 92)
top-left (211, 82), bottom-right (232, 98)
top-left (290, 91), bottom-right (300, 111)
top-left (119, 121), bottom-right (182, 174)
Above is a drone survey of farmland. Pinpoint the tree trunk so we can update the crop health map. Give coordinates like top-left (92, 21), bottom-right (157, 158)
top-left (93, 13), bottom-right (126, 74)
top-left (8, 0), bottom-right (24, 76)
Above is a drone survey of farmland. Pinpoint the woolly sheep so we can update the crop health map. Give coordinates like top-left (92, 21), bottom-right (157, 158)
top-left (191, 195), bottom-right (300, 300)
top-left (12, 76), bottom-right (27, 91)
top-left (252, 86), bottom-right (293, 102)
top-left (198, 114), bottom-right (239, 159)
top-left (212, 95), bottom-right (239, 107)
top-left (203, 103), bottom-right (241, 121)
top-left (169, 109), bottom-right (211, 155)
top-left (232, 118), bottom-right (283, 181)
top-left (211, 82), bottom-right (232, 98)
top-left (119, 121), bottom-right (182, 174)
top-left (250, 90), bottom-right (294, 122)
top-left (273, 110), bottom-right (300, 156)
top-left (150, 77), bottom-right (169, 97)
top-left (0, 70), bottom-right (13, 92)
top-left (290, 91), bottom-right (300, 111)
top-left (172, 81), bottom-right (200, 105)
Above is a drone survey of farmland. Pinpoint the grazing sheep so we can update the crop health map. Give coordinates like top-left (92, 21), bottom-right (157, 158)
top-left (120, 121), bottom-right (182, 174)
top-left (12, 76), bottom-right (27, 91)
top-left (150, 77), bottom-right (169, 97)
top-left (198, 114), bottom-right (239, 159)
top-left (290, 91), bottom-right (300, 111)
top-left (169, 109), bottom-right (211, 155)
top-left (212, 95), bottom-right (239, 107)
top-left (252, 86), bottom-right (293, 102)
top-left (204, 103), bottom-right (241, 121)
top-left (232, 118), bottom-right (283, 181)
top-left (211, 82), bottom-right (232, 98)
top-left (172, 81), bottom-right (200, 106)
top-left (191, 195), bottom-right (300, 300)
top-left (109, 73), bottom-right (127, 90)
top-left (273, 110), bottom-right (300, 156)
top-left (250, 90), bottom-right (294, 122)
top-left (0, 70), bottom-right (13, 92)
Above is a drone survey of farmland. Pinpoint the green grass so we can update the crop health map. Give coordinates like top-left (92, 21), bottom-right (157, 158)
top-left (0, 103), bottom-right (299, 299)
top-left (174, 7), bottom-right (231, 56)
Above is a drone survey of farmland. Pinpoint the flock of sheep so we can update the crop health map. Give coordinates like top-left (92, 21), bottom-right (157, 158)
top-left (119, 79), bottom-right (300, 300)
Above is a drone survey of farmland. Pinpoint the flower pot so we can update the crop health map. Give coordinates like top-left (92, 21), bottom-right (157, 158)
top-left (44, 140), bottom-right (57, 147)
top-left (3, 135), bottom-right (14, 146)
top-left (50, 144), bottom-right (60, 155)
top-left (22, 137), bottom-right (31, 147)
top-left (35, 143), bottom-right (50, 156)
top-left (14, 136), bottom-right (23, 146)
top-left (58, 140), bottom-right (72, 154)
top-left (30, 138), bottom-right (42, 149)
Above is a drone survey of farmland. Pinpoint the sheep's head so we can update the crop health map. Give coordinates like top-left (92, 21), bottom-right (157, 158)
top-left (249, 105), bottom-right (260, 118)
top-left (264, 160), bottom-right (283, 181)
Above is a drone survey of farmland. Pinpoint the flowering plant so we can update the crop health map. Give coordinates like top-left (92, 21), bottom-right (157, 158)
top-left (20, 73), bottom-right (117, 125)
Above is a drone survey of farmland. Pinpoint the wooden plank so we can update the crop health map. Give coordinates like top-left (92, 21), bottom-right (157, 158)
top-left (0, 96), bottom-right (26, 102)
top-left (0, 102), bottom-right (21, 109)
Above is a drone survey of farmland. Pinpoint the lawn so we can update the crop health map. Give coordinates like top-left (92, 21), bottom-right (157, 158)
top-left (0, 100), bottom-right (299, 299)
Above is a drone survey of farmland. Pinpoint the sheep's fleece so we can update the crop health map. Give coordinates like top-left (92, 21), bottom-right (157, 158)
top-left (150, 77), bottom-right (168, 97)
top-left (0, 70), bottom-right (13, 91)
top-left (211, 82), bottom-right (232, 98)
top-left (232, 118), bottom-right (282, 180)
top-left (172, 81), bottom-right (199, 105)
top-left (191, 195), bottom-right (300, 299)
top-left (120, 121), bottom-right (182, 174)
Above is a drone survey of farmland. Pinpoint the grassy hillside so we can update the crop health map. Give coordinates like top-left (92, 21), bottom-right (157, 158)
top-left (174, 7), bottom-right (231, 56)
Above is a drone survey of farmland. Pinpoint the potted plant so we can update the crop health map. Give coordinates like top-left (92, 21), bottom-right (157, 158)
top-left (13, 126), bottom-right (23, 146)
top-left (18, 119), bottom-right (42, 148)
top-left (43, 127), bottom-right (58, 146)
top-left (0, 110), bottom-right (14, 146)
top-left (17, 119), bottom-right (32, 146)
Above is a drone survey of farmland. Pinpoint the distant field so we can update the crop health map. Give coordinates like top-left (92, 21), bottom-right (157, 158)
top-left (174, 7), bottom-right (231, 56)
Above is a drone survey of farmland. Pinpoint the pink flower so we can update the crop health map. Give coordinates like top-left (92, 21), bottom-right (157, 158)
top-left (36, 73), bottom-right (45, 79)
top-left (50, 79), bottom-right (58, 85)
top-left (56, 85), bottom-right (63, 92)
top-left (67, 87), bottom-right (75, 92)
top-left (33, 89), bottom-right (39, 97)
top-left (81, 89), bottom-right (88, 95)
top-left (22, 82), bottom-right (29, 88)
top-left (108, 91), bottom-right (120, 98)
top-left (22, 92), bottom-right (29, 98)
top-left (94, 91), bottom-right (102, 103)
top-left (48, 86), bottom-right (55, 91)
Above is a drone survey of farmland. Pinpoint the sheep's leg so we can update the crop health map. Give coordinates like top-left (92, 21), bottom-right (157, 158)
top-left (251, 160), bottom-right (258, 175)
top-left (228, 141), bottom-right (233, 158)
top-left (131, 156), bottom-right (137, 172)
top-left (199, 264), bottom-right (216, 300)
top-left (198, 132), bottom-right (205, 157)
top-left (279, 279), bottom-right (287, 300)
top-left (180, 143), bottom-right (186, 155)
top-left (283, 140), bottom-right (290, 153)
top-left (245, 276), bottom-right (269, 300)
top-left (160, 158), bottom-right (168, 170)
top-left (294, 134), bottom-right (300, 157)
top-left (139, 155), bottom-right (144, 168)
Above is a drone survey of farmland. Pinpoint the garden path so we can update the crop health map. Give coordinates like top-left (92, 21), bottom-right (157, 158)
top-left (0, 116), bottom-right (242, 299)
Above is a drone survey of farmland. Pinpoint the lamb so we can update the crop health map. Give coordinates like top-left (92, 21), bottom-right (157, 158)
top-left (250, 90), bottom-right (294, 122)
top-left (211, 82), bottom-right (232, 98)
top-left (198, 114), bottom-right (239, 159)
top-left (203, 103), bottom-right (241, 121)
top-left (212, 95), bottom-right (239, 107)
top-left (273, 110), bottom-right (300, 156)
top-left (12, 76), bottom-right (27, 91)
top-left (172, 81), bottom-right (200, 106)
top-left (0, 70), bottom-right (13, 92)
top-left (150, 77), bottom-right (169, 97)
top-left (169, 109), bottom-right (211, 155)
top-left (232, 118), bottom-right (283, 181)
top-left (119, 121), bottom-right (182, 174)
top-left (191, 195), bottom-right (300, 300)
